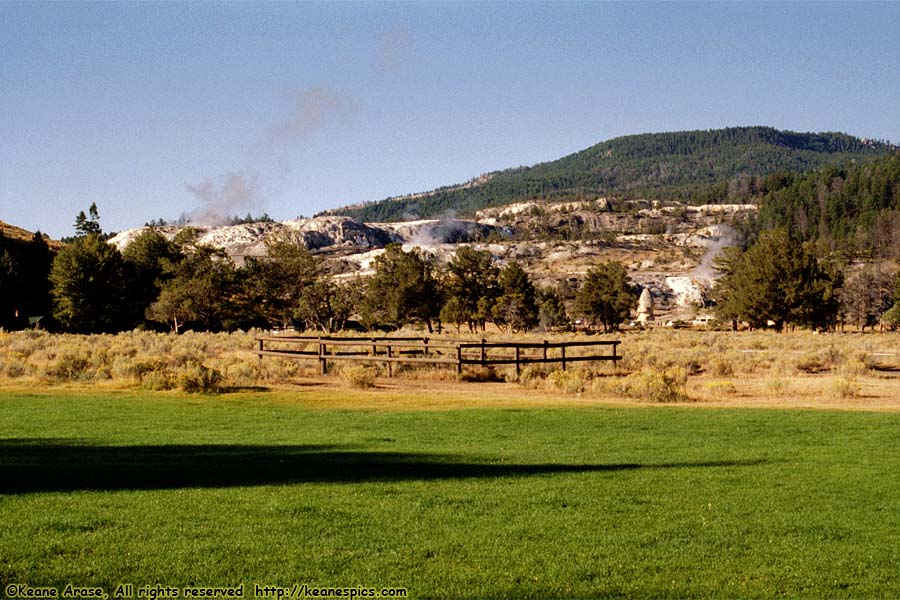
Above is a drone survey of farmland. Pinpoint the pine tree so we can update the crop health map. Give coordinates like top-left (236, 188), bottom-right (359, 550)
top-left (491, 261), bottom-right (539, 333)
top-left (145, 243), bottom-right (239, 332)
top-left (443, 246), bottom-right (499, 332)
top-left (122, 228), bottom-right (182, 328)
top-left (242, 234), bottom-right (320, 330)
top-left (361, 243), bottom-right (442, 332)
top-left (537, 285), bottom-right (570, 330)
top-left (574, 262), bottom-right (637, 332)
top-left (713, 228), bottom-right (841, 331)
top-left (73, 203), bottom-right (102, 237)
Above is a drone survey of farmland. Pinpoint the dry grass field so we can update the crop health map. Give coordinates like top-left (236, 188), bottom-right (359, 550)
top-left (2, 328), bottom-right (899, 411)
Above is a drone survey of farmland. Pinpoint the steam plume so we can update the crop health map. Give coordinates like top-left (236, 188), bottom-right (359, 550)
top-left (185, 172), bottom-right (262, 226)
top-left (691, 224), bottom-right (740, 282)
top-left (269, 86), bottom-right (358, 144)
top-left (376, 21), bottom-right (412, 75)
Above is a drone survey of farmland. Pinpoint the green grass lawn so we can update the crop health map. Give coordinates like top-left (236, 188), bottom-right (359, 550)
top-left (2, 389), bottom-right (900, 599)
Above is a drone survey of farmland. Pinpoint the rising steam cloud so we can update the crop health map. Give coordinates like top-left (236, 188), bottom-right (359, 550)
top-left (179, 19), bottom-right (404, 226)
top-left (185, 172), bottom-right (262, 226)
top-left (691, 224), bottom-right (740, 282)
top-left (181, 86), bottom-right (358, 226)
top-left (268, 86), bottom-right (358, 144)
top-left (376, 21), bottom-right (412, 75)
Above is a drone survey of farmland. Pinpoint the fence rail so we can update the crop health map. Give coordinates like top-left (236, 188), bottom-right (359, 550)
top-left (255, 336), bottom-right (621, 377)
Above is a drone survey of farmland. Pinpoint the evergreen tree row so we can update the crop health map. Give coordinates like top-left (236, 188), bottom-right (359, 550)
top-left (753, 150), bottom-right (900, 256)
top-left (713, 227), bottom-right (900, 332)
top-left (8, 205), bottom-right (638, 335)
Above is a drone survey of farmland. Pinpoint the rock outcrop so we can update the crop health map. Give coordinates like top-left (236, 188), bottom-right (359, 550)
top-left (108, 217), bottom-right (499, 264)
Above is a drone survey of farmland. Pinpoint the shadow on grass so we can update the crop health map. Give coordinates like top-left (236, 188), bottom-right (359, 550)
top-left (0, 438), bottom-right (769, 494)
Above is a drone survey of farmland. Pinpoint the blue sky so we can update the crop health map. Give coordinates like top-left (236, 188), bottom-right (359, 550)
top-left (2, 1), bottom-right (899, 238)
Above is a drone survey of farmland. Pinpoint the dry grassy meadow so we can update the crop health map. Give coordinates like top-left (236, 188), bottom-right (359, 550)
top-left (1, 327), bottom-right (899, 410)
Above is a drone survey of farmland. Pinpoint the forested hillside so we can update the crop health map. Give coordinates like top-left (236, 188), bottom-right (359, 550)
top-left (754, 150), bottom-right (900, 256)
top-left (324, 127), bottom-right (894, 222)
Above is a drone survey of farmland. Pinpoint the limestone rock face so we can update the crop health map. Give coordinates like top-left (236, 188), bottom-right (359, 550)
top-left (107, 217), bottom-right (498, 264)
top-left (665, 276), bottom-right (707, 307)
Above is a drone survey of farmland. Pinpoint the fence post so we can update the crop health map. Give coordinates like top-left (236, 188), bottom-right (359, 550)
top-left (481, 339), bottom-right (486, 368)
top-left (424, 337), bottom-right (429, 357)
top-left (612, 342), bottom-right (618, 368)
top-left (515, 345), bottom-right (521, 377)
top-left (542, 340), bottom-right (548, 363)
top-left (456, 345), bottom-right (463, 376)
top-left (387, 345), bottom-right (393, 377)
top-left (371, 337), bottom-right (377, 357)
top-left (561, 345), bottom-right (567, 371)
top-left (318, 339), bottom-right (327, 375)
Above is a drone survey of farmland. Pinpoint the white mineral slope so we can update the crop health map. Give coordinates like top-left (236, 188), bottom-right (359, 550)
top-left (108, 217), bottom-right (495, 264)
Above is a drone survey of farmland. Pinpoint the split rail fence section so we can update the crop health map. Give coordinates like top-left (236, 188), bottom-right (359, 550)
top-left (255, 336), bottom-right (621, 376)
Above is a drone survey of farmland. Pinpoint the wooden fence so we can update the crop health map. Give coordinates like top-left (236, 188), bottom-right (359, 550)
top-left (255, 335), bottom-right (621, 377)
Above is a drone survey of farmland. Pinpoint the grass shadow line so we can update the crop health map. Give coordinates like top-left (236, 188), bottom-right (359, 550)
top-left (0, 439), bottom-right (770, 494)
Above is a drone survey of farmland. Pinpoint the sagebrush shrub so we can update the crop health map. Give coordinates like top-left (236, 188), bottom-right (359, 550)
top-left (515, 366), bottom-right (548, 388)
top-left (839, 357), bottom-right (869, 378)
top-left (45, 352), bottom-right (92, 381)
top-left (176, 363), bottom-right (223, 393)
top-left (830, 376), bottom-right (860, 399)
top-left (461, 367), bottom-right (501, 382)
top-left (546, 368), bottom-right (588, 394)
top-left (341, 365), bottom-right (378, 389)
top-left (710, 357), bottom-right (735, 377)
top-left (141, 370), bottom-right (175, 391)
top-left (618, 366), bottom-right (689, 403)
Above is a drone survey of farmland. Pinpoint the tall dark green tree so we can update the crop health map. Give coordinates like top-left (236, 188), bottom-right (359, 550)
top-left (362, 243), bottom-right (442, 332)
top-left (574, 261), bottom-right (638, 332)
top-left (491, 261), bottom-right (539, 333)
top-left (242, 234), bottom-right (320, 330)
top-left (122, 228), bottom-right (182, 328)
top-left (74, 202), bottom-right (102, 237)
top-left (839, 265), bottom-right (893, 331)
top-left (0, 237), bottom-right (18, 328)
top-left (295, 278), bottom-right (363, 333)
top-left (537, 284), bottom-right (570, 330)
top-left (146, 242), bottom-right (240, 332)
top-left (713, 228), bottom-right (841, 331)
top-left (0, 231), bottom-right (54, 329)
top-left (439, 296), bottom-right (468, 334)
top-left (442, 246), bottom-right (499, 332)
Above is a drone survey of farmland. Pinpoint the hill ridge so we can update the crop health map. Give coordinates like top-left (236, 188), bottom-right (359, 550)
top-left (320, 126), bottom-right (895, 222)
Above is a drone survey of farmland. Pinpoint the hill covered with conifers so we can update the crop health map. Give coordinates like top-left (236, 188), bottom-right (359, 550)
top-left (754, 148), bottom-right (900, 255)
top-left (322, 127), bottom-right (895, 222)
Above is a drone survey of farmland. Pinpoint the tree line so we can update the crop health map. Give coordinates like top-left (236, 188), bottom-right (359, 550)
top-left (753, 150), bottom-right (900, 257)
top-left (713, 227), bottom-right (900, 332)
top-left (1, 205), bottom-right (640, 335)
top-left (0, 229), bottom-right (54, 330)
